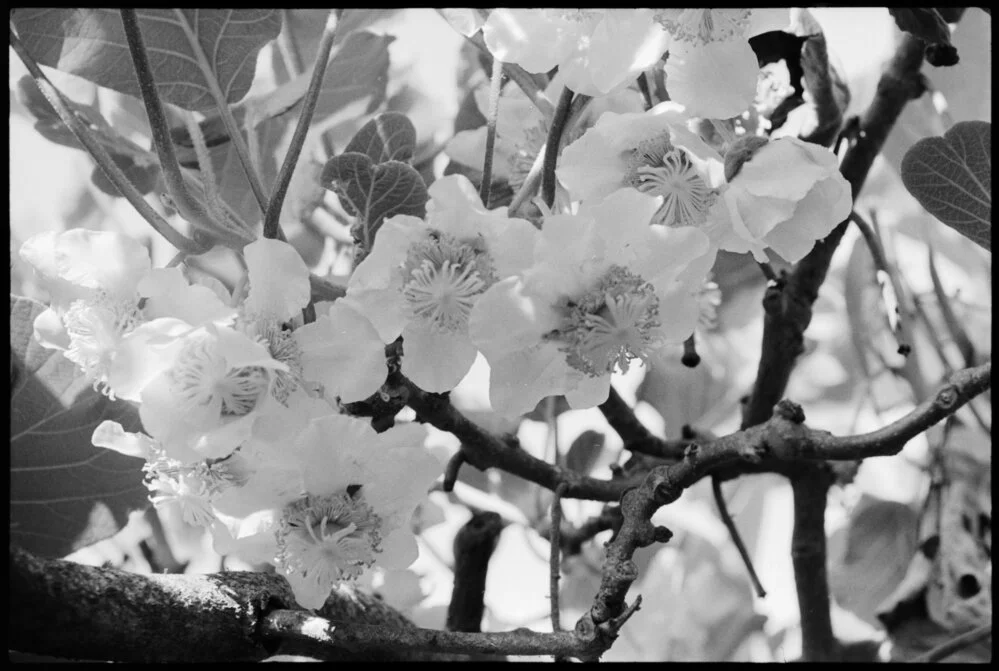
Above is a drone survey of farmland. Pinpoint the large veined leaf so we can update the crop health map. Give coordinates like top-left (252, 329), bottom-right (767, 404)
top-left (11, 9), bottom-right (281, 112)
top-left (321, 152), bottom-right (428, 250)
top-left (10, 295), bottom-right (148, 558)
top-left (171, 30), bottom-right (394, 230)
top-left (344, 112), bottom-right (418, 164)
top-left (901, 121), bottom-right (991, 252)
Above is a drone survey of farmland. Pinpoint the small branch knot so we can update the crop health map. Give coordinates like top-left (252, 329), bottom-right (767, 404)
top-left (653, 526), bottom-right (674, 543)
top-left (774, 399), bottom-right (806, 424)
top-left (937, 385), bottom-right (959, 409)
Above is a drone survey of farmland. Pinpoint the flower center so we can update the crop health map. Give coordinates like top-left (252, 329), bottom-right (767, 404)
top-left (171, 335), bottom-right (269, 417)
top-left (627, 135), bottom-right (717, 228)
top-left (277, 490), bottom-right (383, 584)
top-left (62, 292), bottom-right (140, 397)
top-left (655, 9), bottom-right (751, 45)
top-left (550, 265), bottom-right (662, 376)
top-left (142, 445), bottom-right (247, 526)
top-left (401, 231), bottom-right (497, 333)
top-left (241, 318), bottom-right (303, 404)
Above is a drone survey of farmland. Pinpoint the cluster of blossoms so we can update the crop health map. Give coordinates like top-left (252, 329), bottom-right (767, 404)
top-left (22, 6), bottom-right (853, 612)
top-left (20, 230), bottom-right (442, 610)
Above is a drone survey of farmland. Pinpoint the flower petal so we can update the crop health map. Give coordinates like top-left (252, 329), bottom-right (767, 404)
top-left (244, 238), bottom-right (311, 321)
top-left (140, 267), bottom-right (236, 326)
top-left (665, 39), bottom-right (760, 119)
top-left (763, 173), bottom-right (852, 263)
top-left (400, 322), bottom-right (478, 393)
top-left (295, 301), bottom-right (388, 403)
top-left (91, 420), bottom-right (156, 460)
top-left (487, 343), bottom-right (579, 417)
top-left (469, 277), bottom-right (560, 361)
top-left (483, 9), bottom-right (575, 74)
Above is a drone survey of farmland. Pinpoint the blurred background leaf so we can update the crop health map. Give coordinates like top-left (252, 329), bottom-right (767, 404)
top-left (10, 295), bottom-right (148, 558)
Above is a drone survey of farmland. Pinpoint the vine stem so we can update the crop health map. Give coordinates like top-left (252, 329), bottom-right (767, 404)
top-left (263, 8), bottom-right (343, 240)
top-left (172, 9), bottom-right (269, 214)
top-left (10, 24), bottom-right (199, 253)
top-left (541, 88), bottom-right (575, 209)
top-left (479, 55), bottom-right (504, 207)
top-left (119, 9), bottom-right (248, 248)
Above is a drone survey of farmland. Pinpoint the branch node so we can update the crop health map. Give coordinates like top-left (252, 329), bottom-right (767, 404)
top-left (653, 526), bottom-right (674, 543)
top-left (774, 399), bottom-right (806, 424)
top-left (936, 385), bottom-right (959, 410)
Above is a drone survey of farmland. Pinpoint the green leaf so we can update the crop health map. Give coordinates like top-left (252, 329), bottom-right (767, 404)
top-left (321, 152), bottom-right (428, 248)
top-left (170, 30), bottom-right (394, 229)
top-left (10, 295), bottom-right (148, 558)
top-left (344, 112), bottom-right (418, 165)
top-left (565, 430), bottom-right (606, 476)
top-left (901, 121), bottom-right (991, 252)
top-left (828, 494), bottom-right (920, 629)
top-left (14, 75), bottom-right (161, 196)
top-left (11, 9), bottom-right (281, 112)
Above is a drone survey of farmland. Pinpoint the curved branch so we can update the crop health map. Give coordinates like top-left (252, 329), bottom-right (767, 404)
top-left (581, 362), bottom-right (990, 627)
top-left (397, 374), bottom-right (644, 501)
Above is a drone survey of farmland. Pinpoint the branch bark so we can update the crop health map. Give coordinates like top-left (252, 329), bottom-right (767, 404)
top-left (9, 544), bottom-right (427, 661)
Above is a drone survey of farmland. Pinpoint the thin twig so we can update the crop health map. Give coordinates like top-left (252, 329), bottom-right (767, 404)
top-left (542, 88), bottom-right (575, 209)
top-left (910, 622), bottom-right (992, 663)
top-left (443, 451), bottom-right (468, 492)
top-left (479, 56), bottom-right (505, 207)
top-left (757, 261), bottom-right (779, 283)
top-left (598, 386), bottom-right (685, 459)
top-left (10, 24), bottom-right (198, 253)
top-left (550, 483), bottom-right (568, 633)
top-left (263, 9), bottom-right (343, 240)
top-left (171, 9), bottom-right (269, 213)
top-left (850, 210), bottom-right (911, 355)
top-left (927, 248), bottom-right (977, 368)
top-left (712, 477), bottom-right (766, 598)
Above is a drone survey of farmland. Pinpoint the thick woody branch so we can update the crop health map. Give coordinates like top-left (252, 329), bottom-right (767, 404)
top-left (9, 544), bottom-right (429, 662)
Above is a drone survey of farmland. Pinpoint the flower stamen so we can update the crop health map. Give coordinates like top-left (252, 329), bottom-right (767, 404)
top-left (552, 265), bottom-right (662, 376)
top-left (277, 491), bottom-right (383, 584)
top-left (401, 232), bottom-right (497, 333)
top-left (627, 135), bottom-right (717, 228)
top-left (171, 336), bottom-right (269, 417)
